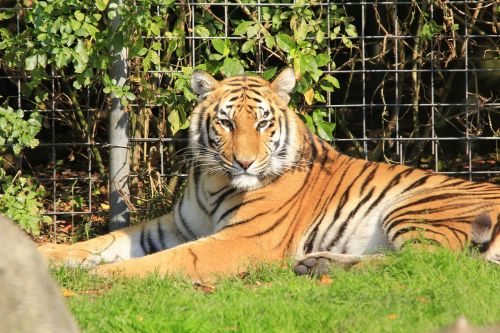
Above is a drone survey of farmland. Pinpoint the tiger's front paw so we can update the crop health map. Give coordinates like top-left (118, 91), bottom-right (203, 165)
top-left (38, 243), bottom-right (102, 268)
top-left (293, 252), bottom-right (384, 276)
top-left (293, 256), bottom-right (332, 277)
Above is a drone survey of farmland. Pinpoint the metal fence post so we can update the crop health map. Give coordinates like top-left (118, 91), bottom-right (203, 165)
top-left (108, 0), bottom-right (130, 230)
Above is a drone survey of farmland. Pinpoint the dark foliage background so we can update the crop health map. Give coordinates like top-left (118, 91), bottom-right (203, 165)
top-left (0, 0), bottom-right (498, 241)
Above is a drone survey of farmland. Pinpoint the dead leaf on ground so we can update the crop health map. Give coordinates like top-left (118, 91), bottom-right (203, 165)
top-left (61, 288), bottom-right (76, 297)
top-left (388, 313), bottom-right (398, 320)
top-left (416, 296), bottom-right (430, 304)
top-left (316, 274), bottom-right (333, 285)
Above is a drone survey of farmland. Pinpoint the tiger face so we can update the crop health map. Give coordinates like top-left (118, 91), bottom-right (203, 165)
top-left (190, 68), bottom-right (299, 190)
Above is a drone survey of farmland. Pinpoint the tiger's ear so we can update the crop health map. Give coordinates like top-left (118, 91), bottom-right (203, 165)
top-left (270, 67), bottom-right (296, 104)
top-left (191, 70), bottom-right (220, 100)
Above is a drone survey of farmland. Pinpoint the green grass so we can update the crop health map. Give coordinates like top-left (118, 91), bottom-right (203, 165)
top-left (52, 248), bottom-right (500, 333)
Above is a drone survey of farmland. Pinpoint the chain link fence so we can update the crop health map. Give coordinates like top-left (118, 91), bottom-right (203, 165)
top-left (0, 0), bottom-right (498, 242)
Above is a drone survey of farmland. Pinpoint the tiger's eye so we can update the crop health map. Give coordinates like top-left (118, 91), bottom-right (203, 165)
top-left (257, 120), bottom-right (270, 130)
top-left (219, 119), bottom-right (233, 129)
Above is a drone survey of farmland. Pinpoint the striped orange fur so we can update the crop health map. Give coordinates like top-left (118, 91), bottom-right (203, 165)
top-left (39, 68), bottom-right (500, 280)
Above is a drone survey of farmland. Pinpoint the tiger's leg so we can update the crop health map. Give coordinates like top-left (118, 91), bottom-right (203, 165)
top-left (92, 228), bottom-right (282, 281)
top-left (38, 213), bottom-right (187, 268)
top-left (293, 252), bottom-right (384, 276)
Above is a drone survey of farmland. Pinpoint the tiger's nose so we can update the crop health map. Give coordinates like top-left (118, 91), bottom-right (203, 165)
top-left (234, 157), bottom-right (255, 170)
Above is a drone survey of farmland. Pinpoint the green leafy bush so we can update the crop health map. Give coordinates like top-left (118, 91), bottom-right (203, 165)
top-left (0, 106), bottom-right (50, 234)
top-left (0, 0), bottom-right (351, 140)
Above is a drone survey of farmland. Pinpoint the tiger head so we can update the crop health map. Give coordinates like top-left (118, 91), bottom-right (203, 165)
top-left (189, 68), bottom-right (302, 190)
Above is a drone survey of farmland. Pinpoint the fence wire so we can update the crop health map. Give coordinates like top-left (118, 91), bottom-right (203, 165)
top-left (0, 1), bottom-right (498, 242)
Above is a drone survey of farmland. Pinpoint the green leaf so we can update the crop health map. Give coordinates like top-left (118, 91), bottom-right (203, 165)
top-left (246, 23), bottom-right (260, 38)
top-left (341, 35), bottom-right (353, 48)
top-left (168, 110), bottom-right (181, 135)
top-left (25, 55), bottom-right (38, 71)
top-left (264, 35), bottom-right (275, 49)
top-left (316, 30), bottom-right (325, 44)
top-left (0, 10), bottom-right (16, 21)
top-left (195, 26), bottom-right (210, 38)
top-left (130, 39), bottom-right (147, 58)
top-left (96, 0), bottom-right (108, 11)
top-left (212, 39), bottom-right (227, 55)
top-left (301, 114), bottom-right (316, 133)
top-left (241, 40), bottom-right (255, 54)
top-left (276, 34), bottom-right (296, 53)
top-left (152, 41), bottom-right (162, 51)
top-left (73, 80), bottom-right (82, 89)
top-left (209, 54), bottom-right (224, 61)
top-left (316, 53), bottom-right (330, 67)
top-left (263, 67), bottom-right (277, 81)
top-left (344, 23), bottom-right (358, 37)
top-left (108, 10), bottom-right (116, 20)
top-left (324, 75), bottom-right (340, 89)
top-left (124, 92), bottom-right (136, 101)
top-left (222, 58), bottom-right (244, 77)
top-left (74, 11), bottom-right (85, 22)
top-left (234, 21), bottom-right (253, 36)
top-left (37, 53), bottom-right (47, 68)
top-left (312, 109), bottom-right (327, 123)
top-left (316, 121), bottom-right (336, 141)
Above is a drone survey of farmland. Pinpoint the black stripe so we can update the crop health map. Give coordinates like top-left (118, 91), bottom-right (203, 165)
top-left (218, 196), bottom-right (264, 222)
top-left (304, 228), bottom-right (318, 253)
top-left (140, 226), bottom-right (149, 255)
top-left (208, 185), bottom-right (231, 197)
top-left (364, 168), bottom-right (417, 216)
top-left (390, 226), bottom-right (447, 243)
top-left (177, 201), bottom-right (197, 239)
top-left (384, 193), bottom-right (466, 226)
top-left (209, 188), bottom-right (237, 215)
top-left (402, 174), bottom-right (431, 192)
top-left (225, 83), bottom-right (245, 87)
top-left (221, 210), bottom-right (272, 230)
top-left (246, 172), bottom-right (315, 240)
top-left (157, 220), bottom-right (167, 249)
top-left (205, 114), bottom-right (218, 148)
top-left (386, 203), bottom-right (493, 226)
top-left (277, 165), bottom-right (333, 250)
top-left (193, 165), bottom-right (209, 215)
top-left (246, 216), bottom-right (287, 238)
top-left (306, 130), bottom-right (318, 162)
top-left (302, 157), bottom-right (353, 252)
top-left (386, 216), bottom-right (474, 234)
top-left (147, 233), bottom-right (160, 254)
top-left (360, 164), bottom-right (378, 194)
top-left (245, 83), bottom-right (263, 88)
top-left (328, 188), bottom-right (375, 250)
top-left (331, 164), bottom-right (374, 223)
top-left (282, 108), bottom-right (291, 149)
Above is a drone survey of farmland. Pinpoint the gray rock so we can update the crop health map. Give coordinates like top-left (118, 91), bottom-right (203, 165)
top-left (0, 215), bottom-right (79, 333)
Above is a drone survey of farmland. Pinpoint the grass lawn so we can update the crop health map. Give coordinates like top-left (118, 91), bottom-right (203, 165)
top-left (53, 247), bottom-right (500, 333)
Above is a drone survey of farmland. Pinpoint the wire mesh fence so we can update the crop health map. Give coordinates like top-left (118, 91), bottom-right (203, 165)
top-left (0, 0), bottom-right (498, 242)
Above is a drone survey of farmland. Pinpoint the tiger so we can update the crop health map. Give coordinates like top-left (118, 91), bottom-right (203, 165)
top-left (39, 67), bottom-right (500, 280)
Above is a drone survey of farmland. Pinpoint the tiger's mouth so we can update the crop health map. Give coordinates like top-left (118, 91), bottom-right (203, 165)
top-left (229, 173), bottom-right (263, 190)
top-left (221, 160), bottom-right (270, 190)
